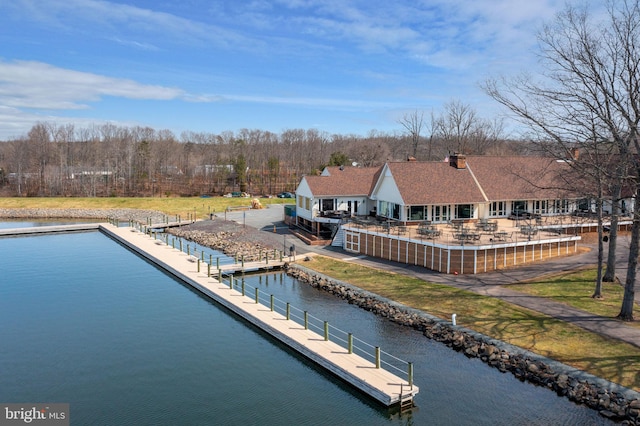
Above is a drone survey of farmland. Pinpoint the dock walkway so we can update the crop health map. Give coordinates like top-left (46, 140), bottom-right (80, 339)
top-left (100, 223), bottom-right (418, 407)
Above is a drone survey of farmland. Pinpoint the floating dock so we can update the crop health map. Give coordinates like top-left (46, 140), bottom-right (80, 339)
top-left (2, 223), bottom-right (419, 407)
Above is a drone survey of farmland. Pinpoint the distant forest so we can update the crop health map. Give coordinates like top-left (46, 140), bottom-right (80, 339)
top-left (0, 107), bottom-right (533, 197)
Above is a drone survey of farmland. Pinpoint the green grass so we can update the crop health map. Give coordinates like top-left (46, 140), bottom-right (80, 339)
top-left (508, 270), bottom-right (637, 325)
top-left (0, 196), bottom-right (293, 219)
top-left (301, 255), bottom-right (640, 391)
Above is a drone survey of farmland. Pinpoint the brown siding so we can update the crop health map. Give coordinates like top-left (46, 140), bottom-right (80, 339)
top-left (350, 230), bottom-right (579, 275)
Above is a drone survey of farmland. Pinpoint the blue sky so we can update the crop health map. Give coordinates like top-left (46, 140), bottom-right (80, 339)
top-left (0, 0), bottom-right (567, 140)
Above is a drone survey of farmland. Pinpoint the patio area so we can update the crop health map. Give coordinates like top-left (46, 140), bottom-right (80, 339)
top-left (347, 214), bottom-right (616, 246)
top-left (339, 214), bottom-right (625, 274)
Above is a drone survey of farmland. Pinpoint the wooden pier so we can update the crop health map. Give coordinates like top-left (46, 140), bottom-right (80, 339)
top-left (2, 222), bottom-right (419, 407)
top-left (101, 223), bottom-right (419, 407)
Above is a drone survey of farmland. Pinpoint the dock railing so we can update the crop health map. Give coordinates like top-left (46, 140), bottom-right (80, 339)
top-left (225, 274), bottom-right (415, 387)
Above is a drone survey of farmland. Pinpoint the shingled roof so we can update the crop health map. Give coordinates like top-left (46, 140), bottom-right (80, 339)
top-left (303, 166), bottom-right (380, 197)
top-left (385, 161), bottom-right (486, 205)
top-left (301, 156), bottom-right (575, 205)
top-left (465, 156), bottom-right (572, 201)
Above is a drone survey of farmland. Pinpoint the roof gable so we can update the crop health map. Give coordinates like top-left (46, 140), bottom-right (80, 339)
top-left (384, 161), bottom-right (486, 205)
top-left (303, 166), bottom-right (380, 197)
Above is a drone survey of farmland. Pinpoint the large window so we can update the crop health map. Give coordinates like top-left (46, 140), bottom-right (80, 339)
top-left (511, 200), bottom-right (527, 213)
top-left (409, 206), bottom-right (425, 220)
top-left (455, 204), bottom-right (474, 219)
top-left (489, 201), bottom-right (506, 217)
top-left (378, 201), bottom-right (400, 220)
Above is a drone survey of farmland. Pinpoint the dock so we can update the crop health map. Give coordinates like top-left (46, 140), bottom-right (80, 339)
top-left (2, 222), bottom-right (418, 407)
top-left (102, 223), bottom-right (418, 407)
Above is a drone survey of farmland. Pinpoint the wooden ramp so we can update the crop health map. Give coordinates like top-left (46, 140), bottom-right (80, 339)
top-left (100, 223), bottom-right (419, 407)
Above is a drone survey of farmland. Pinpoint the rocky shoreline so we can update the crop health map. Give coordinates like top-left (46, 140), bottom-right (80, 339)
top-left (287, 264), bottom-right (640, 425)
top-left (0, 208), bottom-right (166, 223)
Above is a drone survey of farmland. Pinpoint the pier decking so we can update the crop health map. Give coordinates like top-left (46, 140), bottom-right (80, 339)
top-left (97, 223), bottom-right (418, 407)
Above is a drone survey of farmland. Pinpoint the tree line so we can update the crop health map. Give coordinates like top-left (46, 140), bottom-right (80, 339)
top-left (0, 103), bottom-right (517, 198)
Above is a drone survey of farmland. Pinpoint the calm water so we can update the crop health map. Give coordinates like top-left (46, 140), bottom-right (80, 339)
top-left (0, 230), bottom-right (611, 425)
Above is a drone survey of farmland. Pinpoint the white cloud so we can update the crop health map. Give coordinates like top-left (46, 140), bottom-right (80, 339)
top-left (0, 60), bottom-right (186, 110)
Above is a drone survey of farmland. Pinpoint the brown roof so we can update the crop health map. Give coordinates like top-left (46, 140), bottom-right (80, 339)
top-left (304, 166), bottom-right (380, 197)
top-left (465, 156), bottom-right (572, 201)
top-left (303, 157), bottom-right (575, 205)
top-left (386, 161), bottom-right (486, 204)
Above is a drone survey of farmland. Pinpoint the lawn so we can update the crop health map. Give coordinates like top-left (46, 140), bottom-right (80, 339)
top-left (300, 255), bottom-right (640, 391)
top-left (0, 196), bottom-right (293, 219)
top-left (509, 269), bottom-right (637, 326)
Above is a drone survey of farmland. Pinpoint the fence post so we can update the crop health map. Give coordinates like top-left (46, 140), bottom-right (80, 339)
top-left (197, 259), bottom-right (200, 273)
top-left (408, 362), bottom-right (414, 387)
top-left (324, 321), bottom-right (329, 341)
top-left (229, 275), bottom-right (234, 290)
top-left (216, 257), bottom-right (220, 269)
top-left (270, 295), bottom-right (274, 311)
top-left (241, 279), bottom-right (245, 296)
top-left (286, 303), bottom-right (290, 320)
top-left (304, 311), bottom-right (308, 330)
top-left (207, 263), bottom-right (211, 277)
top-left (179, 240), bottom-right (183, 252)
top-left (255, 288), bottom-right (259, 304)
top-left (375, 347), bottom-right (381, 369)
top-left (348, 333), bottom-right (353, 354)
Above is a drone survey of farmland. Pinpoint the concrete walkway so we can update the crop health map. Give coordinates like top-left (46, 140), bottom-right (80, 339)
top-left (224, 205), bottom-right (640, 349)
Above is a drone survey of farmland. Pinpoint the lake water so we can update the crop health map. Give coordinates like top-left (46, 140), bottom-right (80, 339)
top-left (0, 229), bottom-right (611, 425)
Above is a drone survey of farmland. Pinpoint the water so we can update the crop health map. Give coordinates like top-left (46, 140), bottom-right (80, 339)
top-left (0, 219), bottom-right (101, 229)
top-left (0, 230), bottom-right (611, 425)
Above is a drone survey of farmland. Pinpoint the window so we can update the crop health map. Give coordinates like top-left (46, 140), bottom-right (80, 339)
top-left (455, 204), bottom-right (474, 219)
top-left (489, 201), bottom-right (506, 217)
top-left (409, 206), bottom-right (424, 220)
top-left (431, 205), bottom-right (450, 223)
top-left (298, 195), bottom-right (303, 208)
top-left (305, 197), bottom-right (310, 210)
top-left (533, 200), bottom-right (548, 214)
top-left (553, 199), bottom-right (569, 214)
top-left (378, 201), bottom-right (400, 220)
top-left (320, 198), bottom-right (334, 211)
top-left (511, 200), bottom-right (527, 213)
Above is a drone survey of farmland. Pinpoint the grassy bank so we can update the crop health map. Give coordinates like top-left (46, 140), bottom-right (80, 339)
top-left (301, 255), bottom-right (640, 391)
top-left (0, 196), bottom-right (293, 218)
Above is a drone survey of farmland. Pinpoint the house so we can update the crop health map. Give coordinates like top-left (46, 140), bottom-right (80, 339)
top-left (293, 153), bottom-right (635, 240)
top-left (371, 154), bottom-right (577, 224)
top-left (294, 166), bottom-right (380, 239)
top-left (291, 153), bottom-right (635, 272)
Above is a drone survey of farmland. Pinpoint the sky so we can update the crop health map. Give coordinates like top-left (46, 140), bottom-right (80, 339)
top-left (0, 0), bottom-right (571, 141)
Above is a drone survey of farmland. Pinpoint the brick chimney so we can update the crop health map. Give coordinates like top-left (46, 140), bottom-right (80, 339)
top-left (449, 153), bottom-right (466, 169)
top-left (569, 147), bottom-right (579, 160)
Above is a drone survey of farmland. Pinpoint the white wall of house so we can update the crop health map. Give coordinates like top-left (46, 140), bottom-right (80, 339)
top-left (370, 165), bottom-right (406, 220)
top-left (294, 178), bottom-right (313, 221)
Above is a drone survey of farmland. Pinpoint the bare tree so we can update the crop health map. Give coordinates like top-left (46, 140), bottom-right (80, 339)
top-left (398, 110), bottom-right (424, 158)
top-left (484, 0), bottom-right (640, 320)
